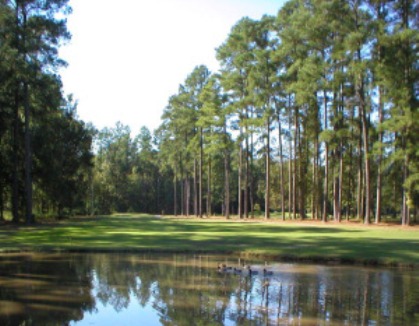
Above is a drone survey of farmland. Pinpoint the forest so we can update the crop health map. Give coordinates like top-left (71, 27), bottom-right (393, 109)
top-left (0, 0), bottom-right (418, 225)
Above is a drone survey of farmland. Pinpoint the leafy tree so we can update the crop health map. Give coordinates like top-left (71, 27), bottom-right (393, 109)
top-left (2, 0), bottom-right (71, 223)
top-left (32, 96), bottom-right (94, 216)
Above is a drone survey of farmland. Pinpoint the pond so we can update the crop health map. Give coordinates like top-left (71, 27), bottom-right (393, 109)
top-left (0, 253), bottom-right (418, 325)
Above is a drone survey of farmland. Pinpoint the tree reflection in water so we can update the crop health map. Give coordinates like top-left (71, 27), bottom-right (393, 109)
top-left (0, 253), bottom-right (418, 325)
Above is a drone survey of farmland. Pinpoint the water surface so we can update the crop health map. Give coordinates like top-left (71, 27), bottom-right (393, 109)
top-left (0, 253), bottom-right (418, 325)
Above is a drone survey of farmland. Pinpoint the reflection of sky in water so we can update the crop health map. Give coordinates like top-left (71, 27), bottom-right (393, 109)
top-left (72, 296), bottom-right (160, 326)
top-left (72, 272), bottom-right (161, 326)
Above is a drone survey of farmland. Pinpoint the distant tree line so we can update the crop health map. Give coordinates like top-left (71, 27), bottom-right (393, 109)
top-left (1, 0), bottom-right (417, 225)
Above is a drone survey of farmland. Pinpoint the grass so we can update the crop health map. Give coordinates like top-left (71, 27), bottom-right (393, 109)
top-left (1, 214), bottom-right (418, 267)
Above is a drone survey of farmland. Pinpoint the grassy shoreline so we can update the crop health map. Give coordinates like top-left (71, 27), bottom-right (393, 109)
top-left (1, 214), bottom-right (418, 267)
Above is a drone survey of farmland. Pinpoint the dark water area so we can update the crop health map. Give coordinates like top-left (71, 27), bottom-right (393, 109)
top-left (0, 253), bottom-right (418, 325)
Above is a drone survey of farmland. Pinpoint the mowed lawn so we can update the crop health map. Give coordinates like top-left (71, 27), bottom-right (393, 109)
top-left (1, 214), bottom-right (418, 266)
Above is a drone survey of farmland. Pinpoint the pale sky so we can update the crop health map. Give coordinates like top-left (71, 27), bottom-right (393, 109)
top-left (59, 0), bottom-right (286, 134)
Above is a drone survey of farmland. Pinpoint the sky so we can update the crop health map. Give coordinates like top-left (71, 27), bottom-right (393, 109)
top-left (59, 0), bottom-right (286, 135)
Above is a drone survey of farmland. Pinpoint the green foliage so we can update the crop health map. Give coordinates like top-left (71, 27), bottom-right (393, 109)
top-left (0, 0), bottom-right (95, 220)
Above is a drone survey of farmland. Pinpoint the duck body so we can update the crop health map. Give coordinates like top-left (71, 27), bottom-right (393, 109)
top-left (263, 268), bottom-right (274, 276)
top-left (246, 266), bottom-right (259, 276)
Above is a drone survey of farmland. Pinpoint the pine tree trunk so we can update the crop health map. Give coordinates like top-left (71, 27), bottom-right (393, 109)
top-left (185, 177), bottom-right (190, 217)
top-left (223, 121), bottom-right (230, 219)
top-left (24, 82), bottom-right (33, 224)
top-left (238, 125), bottom-right (243, 218)
top-left (313, 136), bottom-right (319, 220)
top-left (356, 116), bottom-right (364, 220)
top-left (12, 88), bottom-right (20, 223)
top-left (265, 116), bottom-right (270, 219)
top-left (249, 125), bottom-right (254, 218)
top-left (244, 121), bottom-right (249, 218)
top-left (174, 171), bottom-right (177, 216)
top-left (359, 80), bottom-right (371, 225)
top-left (193, 158), bottom-right (198, 217)
top-left (207, 155), bottom-right (211, 217)
top-left (375, 85), bottom-right (383, 224)
top-left (180, 158), bottom-right (184, 216)
top-left (298, 118), bottom-right (307, 219)
top-left (243, 128), bottom-right (250, 218)
top-left (293, 109), bottom-right (297, 220)
top-left (288, 109), bottom-right (293, 220)
top-left (12, 4), bottom-right (21, 224)
top-left (338, 141), bottom-right (343, 222)
top-left (199, 128), bottom-right (203, 218)
top-left (401, 148), bottom-right (409, 225)
top-left (322, 91), bottom-right (329, 222)
top-left (277, 113), bottom-right (285, 221)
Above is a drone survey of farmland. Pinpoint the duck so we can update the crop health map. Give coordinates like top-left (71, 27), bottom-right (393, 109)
top-left (217, 263), bottom-right (226, 272)
top-left (263, 268), bottom-right (274, 276)
top-left (246, 265), bottom-right (259, 276)
top-left (233, 267), bottom-right (242, 274)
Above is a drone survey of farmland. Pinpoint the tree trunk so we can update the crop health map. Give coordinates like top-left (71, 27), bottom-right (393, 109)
top-left (238, 125), bottom-right (243, 219)
top-left (12, 3), bottom-right (21, 223)
top-left (193, 158), bottom-right (198, 217)
top-left (180, 157), bottom-right (184, 216)
top-left (288, 109), bottom-right (293, 220)
top-left (244, 119), bottom-right (249, 218)
top-left (12, 88), bottom-right (20, 223)
top-left (297, 114), bottom-right (307, 220)
top-left (322, 91), bottom-right (329, 222)
top-left (24, 82), bottom-right (33, 224)
top-left (174, 172), bottom-right (177, 216)
top-left (185, 177), bottom-right (190, 217)
top-left (338, 140), bottom-right (343, 222)
top-left (401, 149), bottom-right (409, 225)
top-left (199, 128), bottom-right (203, 218)
top-left (249, 122), bottom-right (255, 218)
top-left (206, 155), bottom-right (211, 217)
top-left (359, 79), bottom-right (371, 225)
top-left (277, 113), bottom-right (285, 221)
top-left (293, 108), bottom-right (298, 220)
top-left (265, 116), bottom-right (270, 219)
top-left (312, 135), bottom-right (319, 220)
top-left (357, 124), bottom-right (364, 220)
top-left (224, 122), bottom-right (230, 219)
top-left (375, 85), bottom-right (383, 224)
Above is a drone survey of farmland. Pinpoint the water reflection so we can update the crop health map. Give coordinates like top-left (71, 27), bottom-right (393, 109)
top-left (0, 253), bottom-right (418, 325)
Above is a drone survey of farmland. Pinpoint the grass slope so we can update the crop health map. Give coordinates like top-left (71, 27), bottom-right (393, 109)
top-left (1, 214), bottom-right (418, 266)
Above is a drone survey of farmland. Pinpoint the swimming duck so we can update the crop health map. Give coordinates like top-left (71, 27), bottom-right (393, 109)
top-left (263, 268), bottom-right (273, 276)
top-left (217, 263), bottom-right (226, 272)
top-left (247, 265), bottom-right (259, 276)
top-left (233, 267), bottom-right (242, 274)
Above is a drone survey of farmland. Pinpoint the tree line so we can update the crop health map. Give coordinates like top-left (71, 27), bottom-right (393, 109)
top-left (1, 0), bottom-right (418, 225)
top-left (156, 0), bottom-right (418, 224)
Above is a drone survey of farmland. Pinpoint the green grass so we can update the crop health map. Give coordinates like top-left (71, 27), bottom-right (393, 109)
top-left (1, 214), bottom-right (418, 266)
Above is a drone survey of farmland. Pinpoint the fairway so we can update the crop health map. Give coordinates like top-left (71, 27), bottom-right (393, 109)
top-left (1, 214), bottom-right (418, 267)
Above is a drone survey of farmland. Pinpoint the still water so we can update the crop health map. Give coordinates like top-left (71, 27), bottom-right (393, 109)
top-left (0, 253), bottom-right (418, 325)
